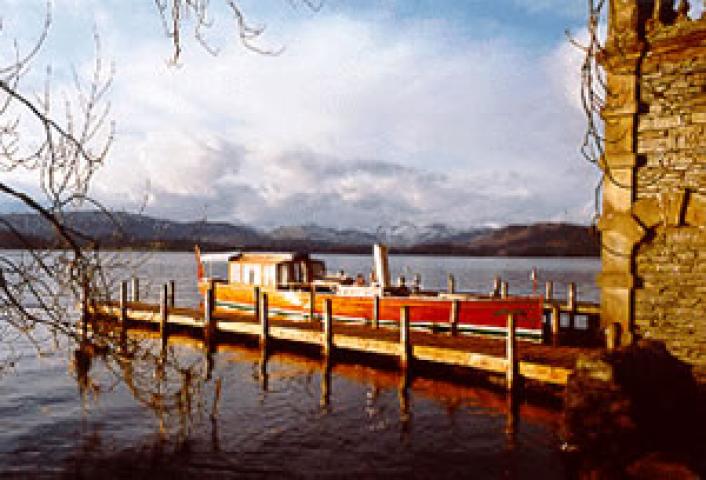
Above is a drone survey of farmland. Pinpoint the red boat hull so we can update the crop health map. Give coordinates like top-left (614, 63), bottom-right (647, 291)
top-left (200, 281), bottom-right (545, 338)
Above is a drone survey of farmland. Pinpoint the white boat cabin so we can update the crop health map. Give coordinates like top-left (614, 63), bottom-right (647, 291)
top-left (198, 244), bottom-right (396, 296)
top-left (201, 251), bottom-right (326, 289)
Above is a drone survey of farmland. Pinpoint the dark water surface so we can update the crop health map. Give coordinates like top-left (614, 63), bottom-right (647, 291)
top-left (0, 254), bottom-right (599, 478)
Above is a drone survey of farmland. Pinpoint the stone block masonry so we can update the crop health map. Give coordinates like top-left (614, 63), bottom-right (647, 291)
top-left (600, 1), bottom-right (706, 379)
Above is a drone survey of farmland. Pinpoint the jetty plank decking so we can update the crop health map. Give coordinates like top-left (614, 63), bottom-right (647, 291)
top-left (90, 298), bottom-right (597, 388)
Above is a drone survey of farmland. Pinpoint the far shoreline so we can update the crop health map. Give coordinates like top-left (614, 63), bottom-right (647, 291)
top-left (0, 244), bottom-right (600, 258)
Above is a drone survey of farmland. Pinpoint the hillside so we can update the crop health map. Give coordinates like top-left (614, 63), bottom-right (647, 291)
top-left (0, 212), bottom-right (599, 256)
top-left (462, 223), bottom-right (599, 257)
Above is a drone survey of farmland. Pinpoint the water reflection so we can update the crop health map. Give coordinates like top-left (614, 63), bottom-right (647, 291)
top-left (9, 325), bottom-right (571, 478)
top-left (320, 360), bottom-right (331, 411)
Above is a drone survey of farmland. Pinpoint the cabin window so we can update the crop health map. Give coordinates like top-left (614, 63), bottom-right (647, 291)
top-left (292, 262), bottom-right (301, 283)
top-left (230, 263), bottom-right (241, 283)
top-left (311, 261), bottom-right (325, 280)
top-left (263, 265), bottom-right (276, 286)
top-left (278, 264), bottom-right (289, 285)
top-left (241, 264), bottom-right (255, 285)
top-left (301, 261), bottom-right (310, 283)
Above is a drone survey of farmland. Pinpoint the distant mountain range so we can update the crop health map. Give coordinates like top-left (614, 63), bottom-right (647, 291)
top-left (0, 211), bottom-right (600, 257)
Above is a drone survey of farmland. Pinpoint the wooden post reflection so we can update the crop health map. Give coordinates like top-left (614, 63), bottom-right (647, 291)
top-left (211, 377), bottom-right (222, 452)
top-left (398, 371), bottom-right (411, 439)
top-left (259, 346), bottom-right (269, 392)
top-left (504, 391), bottom-right (519, 451)
top-left (204, 348), bottom-right (215, 381)
top-left (74, 343), bottom-right (93, 404)
top-left (366, 384), bottom-right (380, 417)
top-left (320, 359), bottom-right (332, 410)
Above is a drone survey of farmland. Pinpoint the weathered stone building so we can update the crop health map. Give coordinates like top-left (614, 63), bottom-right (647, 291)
top-left (599, 0), bottom-right (706, 378)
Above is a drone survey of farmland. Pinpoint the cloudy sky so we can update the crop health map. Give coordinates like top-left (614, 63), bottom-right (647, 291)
top-left (1, 0), bottom-right (600, 229)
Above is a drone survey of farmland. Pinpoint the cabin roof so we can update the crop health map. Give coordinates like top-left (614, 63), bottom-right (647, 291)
top-left (200, 251), bottom-right (241, 263)
top-left (230, 251), bottom-right (311, 264)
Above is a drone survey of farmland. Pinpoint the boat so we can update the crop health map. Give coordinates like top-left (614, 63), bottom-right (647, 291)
top-left (195, 244), bottom-right (545, 338)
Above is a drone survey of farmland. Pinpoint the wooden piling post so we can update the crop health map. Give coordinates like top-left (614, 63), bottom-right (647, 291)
top-left (160, 283), bottom-right (168, 344)
top-left (323, 299), bottom-right (333, 357)
top-left (545, 281), bottom-right (553, 300)
top-left (76, 284), bottom-right (88, 338)
top-left (130, 276), bottom-right (139, 303)
top-left (412, 273), bottom-right (421, 292)
top-left (372, 295), bottom-right (380, 329)
top-left (253, 286), bottom-right (260, 323)
top-left (449, 299), bottom-right (459, 336)
top-left (204, 281), bottom-right (215, 341)
top-left (80, 277), bottom-right (89, 327)
top-left (309, 287), bottom-right (316, 322)
top-left (115, 280), bottom-right (128, 343)
top-left (119, 280), bottom-right (128, 324)
top-left (447, 274), bottom-right (455, 294)
top-left (567, 282), bottom-right (576, 329)
top-left (500, 281), bottom-right (509, 299)
top-left (400, 306), bottom-right (412, 369)
top-left (492, 276), bottom-right (501, 297)
top-left (551, 303), bottom-right (561, 346)
top-left (260, 292), bottom-right (269, 348)
top-left (506, 313), bottom-right (517, 392)
top-left (606, 322), bottom-right (622, 351)
top-left (167, 280), bottom-right (176, 308)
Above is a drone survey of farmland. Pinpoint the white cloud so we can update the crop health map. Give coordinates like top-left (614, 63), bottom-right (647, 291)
top-left (2, 6), bottom-right (599, 228)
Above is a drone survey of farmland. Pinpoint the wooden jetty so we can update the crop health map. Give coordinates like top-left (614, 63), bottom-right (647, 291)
top-left (87, 278), bottom-right (604, 391)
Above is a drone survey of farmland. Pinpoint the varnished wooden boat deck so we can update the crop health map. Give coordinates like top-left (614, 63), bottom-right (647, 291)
top-left (91, 301), bottom-right (596, 387)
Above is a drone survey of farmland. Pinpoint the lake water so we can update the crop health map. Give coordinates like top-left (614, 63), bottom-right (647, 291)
top-left (0, 253), bottom-right (599, 478)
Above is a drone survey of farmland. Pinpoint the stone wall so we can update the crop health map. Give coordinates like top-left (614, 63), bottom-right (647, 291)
top-left (634, 15), bottom-right (706, 376)
top-left (600, 1), bottom-right (706, 379)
